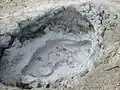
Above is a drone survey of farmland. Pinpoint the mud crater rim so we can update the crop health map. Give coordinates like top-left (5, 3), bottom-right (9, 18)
top-left (0, 5), bottom-right (105, 89)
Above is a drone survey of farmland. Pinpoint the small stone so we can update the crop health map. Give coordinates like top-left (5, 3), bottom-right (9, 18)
top-left (113, 14), bottom-right (118, 19)
top-left (117, 48), bottom-right (120, 55)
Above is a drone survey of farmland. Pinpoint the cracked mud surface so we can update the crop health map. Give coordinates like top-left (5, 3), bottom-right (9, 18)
top-left (0, 0), bottom-right (120, 90)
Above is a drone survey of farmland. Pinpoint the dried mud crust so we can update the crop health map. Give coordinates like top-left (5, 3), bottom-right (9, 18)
top-left (0, 0), bottom-right (120, 90)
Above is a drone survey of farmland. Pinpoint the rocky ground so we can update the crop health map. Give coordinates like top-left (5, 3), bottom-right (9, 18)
top-left (0, 0), bottom-right (120, 90)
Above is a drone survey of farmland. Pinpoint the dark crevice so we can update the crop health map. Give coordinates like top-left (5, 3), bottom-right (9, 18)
top-left (8, 36), bottom-right (16, 47)
top-left (0, 48), bottom-right (5, 60)
top-left (46, 83), bottom-right (50, 88)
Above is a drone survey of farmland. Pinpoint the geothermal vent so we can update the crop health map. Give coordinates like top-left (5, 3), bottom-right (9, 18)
top-left (1, 2), bottom-right (118, 88)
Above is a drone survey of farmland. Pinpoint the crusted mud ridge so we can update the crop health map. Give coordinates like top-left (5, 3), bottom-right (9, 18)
top-left (0, 0), bottom-right (120, 90)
